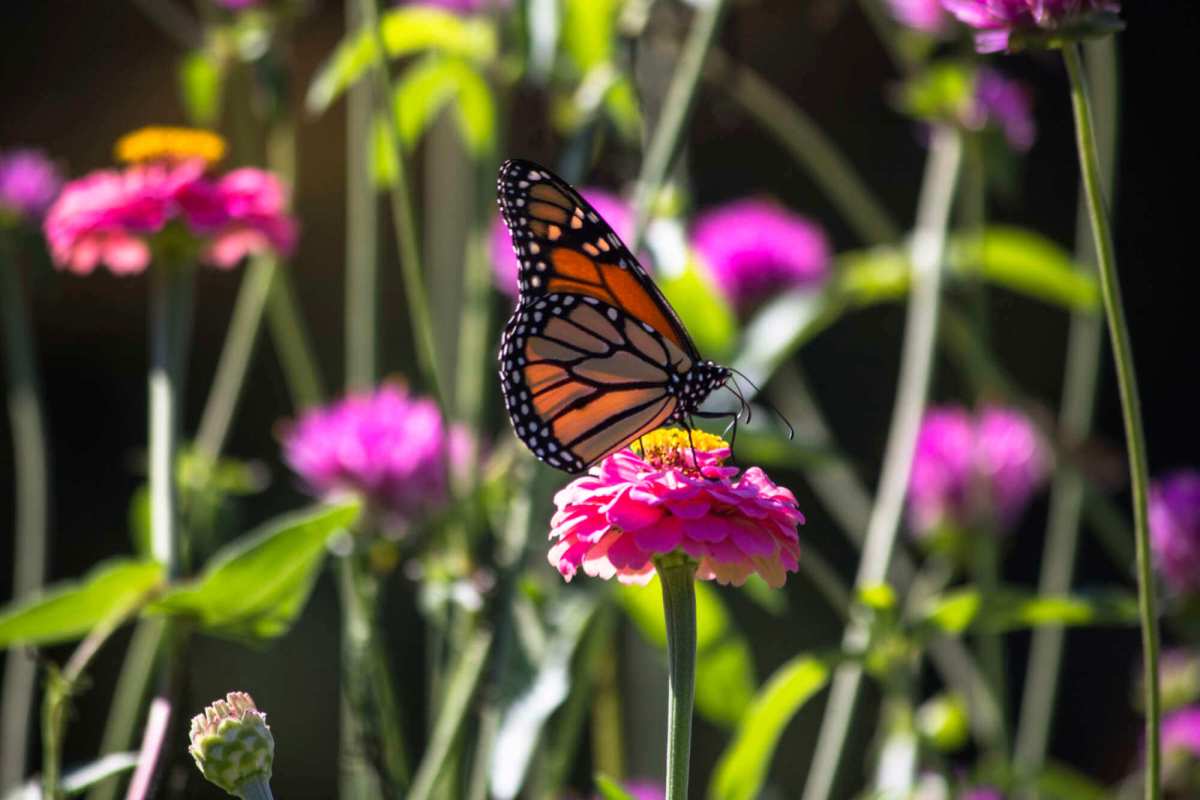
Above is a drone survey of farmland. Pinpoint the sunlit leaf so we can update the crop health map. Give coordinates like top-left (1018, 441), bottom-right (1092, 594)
top-left (708, 655), bottom-right (831, 800)
top-left (837, 247), bottom-right (911, 306)
top-left (179, 50), bottom-right (224, 126)
top-left (618, 576), bottom-right (756, 727)
top-left (371, 113), bottom-right (399, 188)
top-left (593, 775), bottom-right (636, 800)
top-left (306, 8), bottom-right (496, 113)
top-left (952, 226), bottom-right (1099, 311)
top-left (390, 56), bottom-right (495, 157)
top-left (1031, 761), bottom-right (1113, 800)
top-left (916, 587), bottom-right (1138, 638)
top-left (659, 259), bottom-right (736, 362)
top-left (448, 61), bottom-right (496, 156)
top-left (0, 560), bottom-right (164, 649)
top-left (149, 501), bottom-right (360, 641)
top-left (561, 0), bottom-right (621, 71)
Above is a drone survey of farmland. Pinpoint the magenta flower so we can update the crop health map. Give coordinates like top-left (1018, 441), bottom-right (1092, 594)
top-left (548, 429), bottom-right (804, 588)
top-left (962, 790), bottom-right (1004, 800)
top-left (1150, 471), bottom-right (1200, 595)
top-left (690, 199), bottom-right (830, 313)
top-left (907, 405), bottom-right (1049, 537)
top-left (940, 0), bottom-right (1121, 52)
top-left (967, 68), bottom-right (1036, 151)
top-left (0, 148), bottom-right (63, 223)
top-left (887, 0), bottom-right (952, 33)
top-left (282, 384), bottom-right (469, 525)
top-left (44, 147), bottom-right (294, 276)
top-left (491, 187), bottom-right (632, 298)
top-left (1163, 706), bottom-right (1200, 759)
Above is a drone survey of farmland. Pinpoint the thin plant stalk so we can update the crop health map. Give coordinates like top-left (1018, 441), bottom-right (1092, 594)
top-left (801, 126), bottom-right (963, 800)
top-left (358, 0), bottom-right (448, 413)
top-left (630, 0), bottom-right (728, 249)
top-left (656, 555), bottom-right (698, 800)
top-left (703, 49), bottom-right (899, 245)
top-left (1062, 42), bottom-right (1159, 800)
top-left (264, 267), bottom-right (325, 408)
top-left (1013, 39), bottom-right (1117, 790)
top-left (0, 241), bottom-right (49, 793)
top-left (345, 0), bottom-right (378, 391)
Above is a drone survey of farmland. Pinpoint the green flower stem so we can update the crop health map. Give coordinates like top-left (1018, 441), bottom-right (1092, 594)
top-left (1013, 40), bottom-right (1117, 792)
top-left (336, 552), bottom-right (410, 797)
top-left (801, 125), bottom-right (962, 800)
top-left (345, 0), bottom-right (378, 391)
top-left (703, 49), bottom-right (900, 246)
top-left (0, 237), bottom-right (49, 793)
top-left (264, 268), bottom-right (325, 408)
top-left (973, 531), bottom-right (1009, 756)
top-left (630, 0), bottom-right (728, 249)
top-left (1063, 42), bottom-right (1159, 800)
top-left (236, 777), bottom-right (275, 800)
top-left (655, 555), bottom-right (698, 800)
top-left (84, 618), bottom-right (167, 800)
top-left (359, 0), bottom-right (448, 414)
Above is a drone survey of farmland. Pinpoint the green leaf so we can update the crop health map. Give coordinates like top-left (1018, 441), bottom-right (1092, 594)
top-left (179, 50), bottom-right (224, 126)
top-left (1031, 761), bottom-right (1114, 800)
top-left (659, 259), bottom-right (737, 362)
top-left (129, 484), bottom-right (152, 559)
top-left (593, 774), bottom-right (636, 800)
top-left (837, 247), bottom-right (912, 306)
top-left (618, 576), bottom-right (756, 727)
top-left (708, 655), bottom-right (831, 800)
top-left (916, 587), bottom-right (1139, 638)
top-left (306, 8), bottom-right (496, 113)
top-left (732, 288), bottom-right (841, 388)
top-left (561, 0), bottom-right (621, 71)
top-left (371, 113), bottom-right (399, 188)
top-left (951, 225), bottom-right (1100, 312)
top-left (149, 501), bottom-right (360, 641)
top-left (391, 56), bottom-right (496, 157)
top-left (0, 560), bottom-right (164, 649)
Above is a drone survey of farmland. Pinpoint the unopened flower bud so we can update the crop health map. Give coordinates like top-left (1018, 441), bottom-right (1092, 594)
top-left (188, 691), bottom-right (274, 797)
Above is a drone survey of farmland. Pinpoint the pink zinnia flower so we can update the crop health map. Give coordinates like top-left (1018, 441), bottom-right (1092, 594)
top-left (0, 148), bottom-right (63, 222)
top-left (887, 0), bottom-right (952, 33)
top-left (207, 169), bottom-right (297, 268)
top-left (1150, 471), bottom-right (1200, 596)
top-left (1163, 706), bottom-right (1200, 760)
top-left (490, 187), bottom-right (632, 299)
top-left (907, 405), bottom-right (1049, 537)
top-left (940, 0), bottom-right (1121, 53)
top-left (282, 384), bottom-right (469, 525)
top-left (690, 199), bottom-right (830, 313)
top-left (548, 429), bottom-right (804, 588)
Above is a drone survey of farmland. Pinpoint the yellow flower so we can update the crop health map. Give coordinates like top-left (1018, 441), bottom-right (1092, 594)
top-left (114, 127), bottom-right (226, 166)
top-left (631, 427), bottom-right (729, 469)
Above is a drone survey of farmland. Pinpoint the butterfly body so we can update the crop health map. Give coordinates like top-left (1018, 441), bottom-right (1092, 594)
top-left (497, 159), bottom-right (731, 474)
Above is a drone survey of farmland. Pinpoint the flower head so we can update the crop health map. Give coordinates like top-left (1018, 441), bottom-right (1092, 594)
top-left (908, 405), bottom-right (1049, 537)
top-left (0, 148), bottom-right (63, 223)
top-left (1150, 470), bottom-right (1200, 595)
top-left (548, 429), bottom-right (804, 588)
top-left (282, 384), bottom-right (468, 525)
top-left (690, 199), bottom-right (830, 313)
top-left (188, 691), bottom-right (274, 796)
top-left (940, 0), bottom-right (1121, 53)
top-left (966, 68), bottom-right (1036, 151)
top-left (888, 0), bottom-right (952, 33)
top-left (491, 187), bottom-right (632, 298)
top-left (1163, 705), bottom-right (1200, 760)
top-left (43, 128), bottom-right (294, 275)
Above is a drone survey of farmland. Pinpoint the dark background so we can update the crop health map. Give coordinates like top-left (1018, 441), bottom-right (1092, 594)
top-left (2, 0), bottom-right (1198, 796)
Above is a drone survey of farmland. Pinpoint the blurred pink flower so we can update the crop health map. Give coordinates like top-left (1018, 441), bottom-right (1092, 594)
top-left (888, 0), bottom-right (952, 32)
top-left (548, 429), bottom-right (804, 588)
top-left (0, 148), bottom-right (63, 222)
top-left (966, 68), bottom-right (1036, 151)
top-left (282, 384), bottom-right (469, 524)
top-left (1150, 471), bottom-right (1200, 595)
top-left (940, 0), bottom-right (1120, 52)
top-left (214, 0), bottom-right (261, 9)
top-left (491, 187), bottom-right (632, 298)
top-left (907, 405), bottom-right (1049, 536)
top-left (44, 159), bottom-right (295, 275)
top-left (962, 790), bottom-right (1004, 800)
top-left (690, 199), bottom-right (830, 313)
top-left (1163, 705), bottom-right (1200, 759)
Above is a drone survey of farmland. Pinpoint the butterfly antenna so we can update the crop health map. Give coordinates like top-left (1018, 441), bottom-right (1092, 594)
top-left (730, 368), bottom-right (795, 441)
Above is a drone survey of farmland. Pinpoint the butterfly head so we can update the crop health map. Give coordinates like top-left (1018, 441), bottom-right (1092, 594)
top-left (679, 360), bottom-right (732, 412)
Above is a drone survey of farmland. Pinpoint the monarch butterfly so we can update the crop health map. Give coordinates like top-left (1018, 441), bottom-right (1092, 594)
top-left (496, 159), bottom-right (741, 474)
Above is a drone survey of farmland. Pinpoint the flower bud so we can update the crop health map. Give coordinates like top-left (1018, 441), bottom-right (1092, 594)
top-left (188, 691), bottom-right (274, 796)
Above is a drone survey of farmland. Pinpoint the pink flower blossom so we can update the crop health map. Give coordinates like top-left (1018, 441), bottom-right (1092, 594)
top-left (907, 405), bottom-right (1049, 536)
top-left (887, 0), bottom-right (952, 33)
top-left (690, 199), bottom-right (830, 313)
top-left (1150, 470), bottom-right (1200, 595)
top-left (0, 148), bottom-right (63, 222)
top-left (547, 429), bottom-right (804, 588)
top-left (43, 159), bottom-right (295, 276)
top-left (967, 68), bottom-right (1036, 152)
top-left (940, 0), bottom-right (1121, 52)
top-left (1163, 705), bottom-right (1200, 759)
top-left (490, 187), bottom-right (633, 298)
top-left (282, 384), bottom-right (469, 524)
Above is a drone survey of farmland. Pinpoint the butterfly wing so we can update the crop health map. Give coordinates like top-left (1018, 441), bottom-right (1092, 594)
top-left (496, 159), bottom-right (700, 360)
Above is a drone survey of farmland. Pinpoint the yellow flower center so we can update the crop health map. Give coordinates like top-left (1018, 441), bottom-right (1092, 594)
top-left (630, 427), bottom-right (729, 469)
top-left (115, 127), bottom-right (226, 166)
